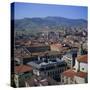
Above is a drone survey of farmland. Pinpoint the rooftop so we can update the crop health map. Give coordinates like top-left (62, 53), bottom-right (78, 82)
top-left (15, 65), bottom-right (33, 74)
top-left (63, 69), bottom-right (88, 79)
top-left (50, 43), bottom-right (62, 48)
top-left (26, 45), bottom-right (50, 53)
top-left (77, 55), bottom-right (88, 63)
top-left (75, 71), bottom-right (87, 78)
top-left (31, 51), bottom-right (62, 56)
top-left (63, 69), bottom-right (76, 78)
top-left (27, 58), bottom-right (66, 70)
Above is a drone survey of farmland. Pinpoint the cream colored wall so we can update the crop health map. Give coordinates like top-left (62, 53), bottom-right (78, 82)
top-left (25, 82), bottom-right (30, 87)
top-left (74, 76), bottom-right (85, 84)
top-left (50, 46), bottom-right (60, 51)
top-left (14, 74), bottom-right (19, 87)
top-left (33, 69), bottom-right (40, 76)
top-left (73, 59), bottom-right (79, 72)
top-left (80, 63), bottom-right (88, 72)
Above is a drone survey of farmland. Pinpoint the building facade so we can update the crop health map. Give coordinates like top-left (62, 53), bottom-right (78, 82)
top-left (61, 54), bottom-right (88, 84)
top-left (28, 57), bottom-right (67, 82)
top-left (14, 65), bottom-right (33, 87)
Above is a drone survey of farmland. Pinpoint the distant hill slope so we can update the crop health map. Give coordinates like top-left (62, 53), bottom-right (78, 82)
top-left (14, 16), bottom-right (87, 32)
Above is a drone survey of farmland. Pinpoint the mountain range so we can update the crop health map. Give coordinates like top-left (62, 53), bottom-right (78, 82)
top-left (14, 16), bottom-right (87, 32)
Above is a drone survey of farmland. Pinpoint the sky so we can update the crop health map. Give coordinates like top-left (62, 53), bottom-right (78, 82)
top-left (13, 2), bottom-right (88, 20)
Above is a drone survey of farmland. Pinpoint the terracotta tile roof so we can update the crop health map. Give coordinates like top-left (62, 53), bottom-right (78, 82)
top-left (77, 55), bottom-right (88, 63)
top-left (63, 69), bottom-right (76, 78)
top-left (75, 71), bottom-right (87, 78)
top-left (63, 69), bottom-right (88, 79)
top-left (15, 65), bottom-right (33, 74)
top-left (51, 43), bottom-right (62, 48)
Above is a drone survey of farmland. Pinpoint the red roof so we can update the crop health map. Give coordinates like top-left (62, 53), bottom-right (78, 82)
top-left (75, 71), bottom-right (87, 78)
top-left (63, 69), bottom-right (76, 78)
top-left (77, 55), bottom-right (88, 63)
top-left (51, 43), bottom-right (62, 48)
top-left (15, 65), bottom-right (33, 74)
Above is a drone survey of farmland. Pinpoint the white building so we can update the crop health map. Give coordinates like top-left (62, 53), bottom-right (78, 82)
top-left (27, 57), bottom-right (67, 82)
top-left (74, 55), bottom-right (88, 72)
top-left (62, 53), bottom-right (73, 68)
top-left (61, 54), bottom-right (88, 84)
top-left (61, 69), bottom-right (76, 84)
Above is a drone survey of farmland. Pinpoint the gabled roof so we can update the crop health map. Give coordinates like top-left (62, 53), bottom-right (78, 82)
top-left (77, 55), bottom-right (88, 63)
top-left (63, 69), bottom-right (87, 79)
top-left (75, 71), bottom-right (87, 78)
top-left (15, 65), bottom-right (32, 74)
top-left (63, 69), bottom-right (76, 78)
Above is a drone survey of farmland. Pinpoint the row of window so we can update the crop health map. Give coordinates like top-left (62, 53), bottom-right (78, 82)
top-left (46, 67), bottom-right (67, 76)
top-left (40, 55), bottom-right (62, 60)
top-left (61, 76), bottom-right (75, 84)
top-left (40, 63), bottom-right (67, 71)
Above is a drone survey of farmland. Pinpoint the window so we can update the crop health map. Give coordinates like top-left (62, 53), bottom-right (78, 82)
top-left (62, 79), bottom-right (64, 83)
top-left (70, 78), bottom-right (73, 82)
top-left (82, 68), bottom-right (84, 70)
top-left (66, 77), bottom-right (68, 83)
top-left (24, 71), bottom-right (29, 74)
top-left (48, 72), bottom-right (50, 76)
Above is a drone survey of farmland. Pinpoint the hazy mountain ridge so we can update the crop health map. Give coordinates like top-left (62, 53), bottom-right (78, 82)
top-left (14, 16), bottom-right (87, 31)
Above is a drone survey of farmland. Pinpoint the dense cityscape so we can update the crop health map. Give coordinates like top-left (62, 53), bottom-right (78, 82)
top-left (11, 18), bottom-right (88, 87)
top-left (11, 3), bottom-right (88, 88)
